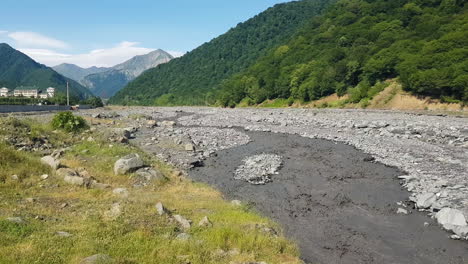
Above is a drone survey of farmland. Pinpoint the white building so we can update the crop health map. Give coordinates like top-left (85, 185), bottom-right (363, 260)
top-left (46, 87), bottom-right (55, 98)
top-left (14, 89), bottom-right (39, 98)
top-left (0, 87), bottom-right (9, 97)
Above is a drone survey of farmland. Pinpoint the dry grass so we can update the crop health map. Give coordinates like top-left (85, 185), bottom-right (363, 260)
top-left (0, 116), bottom-right (302, 264)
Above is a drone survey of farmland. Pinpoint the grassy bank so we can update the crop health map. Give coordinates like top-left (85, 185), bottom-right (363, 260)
top-left (0, 116), bottom-right (301, 264)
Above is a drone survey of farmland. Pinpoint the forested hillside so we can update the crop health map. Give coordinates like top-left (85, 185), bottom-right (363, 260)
top-left (109, 0), bottom-right (334, 105)
top-left (0, 44), bottom-right (94, 100)
top-left (217, 0), bottom-right (468, 107)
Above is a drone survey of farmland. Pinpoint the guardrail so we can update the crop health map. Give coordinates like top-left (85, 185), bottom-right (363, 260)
top-left (0, 105), bottom-right (93, 113)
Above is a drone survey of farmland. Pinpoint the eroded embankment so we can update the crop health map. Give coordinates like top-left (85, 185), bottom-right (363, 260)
top-left (190, 131), bottom-right (468, 264)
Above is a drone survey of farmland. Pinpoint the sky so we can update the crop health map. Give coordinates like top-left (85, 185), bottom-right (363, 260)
top-left (0, 0), bottom-right (291, 68)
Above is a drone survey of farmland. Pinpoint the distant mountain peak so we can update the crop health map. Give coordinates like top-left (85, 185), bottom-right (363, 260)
top-left (79, 49), bottom-right (173, 98)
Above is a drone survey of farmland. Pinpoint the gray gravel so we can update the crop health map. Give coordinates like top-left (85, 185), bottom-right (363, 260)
top-left (234, 154), bottom-right (282, 185)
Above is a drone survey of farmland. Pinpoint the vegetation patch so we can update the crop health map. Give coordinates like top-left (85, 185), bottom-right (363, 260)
top-left (0, 116), bottom-right (301, 264)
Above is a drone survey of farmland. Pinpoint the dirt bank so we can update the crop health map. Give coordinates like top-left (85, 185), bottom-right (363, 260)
top-left (190, 131), bottom-right (468, 264)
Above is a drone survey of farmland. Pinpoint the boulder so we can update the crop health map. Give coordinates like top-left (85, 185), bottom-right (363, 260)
top-left (435, 208), bottom-right (467, 228)
top-left (415, 193), bottom-right (437, 209)
top-left (57, 168), bottom-right (86, 186)
top-left (41, 155), bottom-right (60, 170)
top-left (80, 254), bottom-right (113, 264)
top-left (173, 214), bottom-right (191, 229)
top-left (114, 154), bottom-right (144, 175)
top-left (135, 167), bottom-right (165, 184)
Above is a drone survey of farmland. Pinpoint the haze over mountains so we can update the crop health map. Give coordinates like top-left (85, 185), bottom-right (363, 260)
top-left (54, 50), bottom-right (173, 98)
top-left (0, 43), bottom-right (93, 100)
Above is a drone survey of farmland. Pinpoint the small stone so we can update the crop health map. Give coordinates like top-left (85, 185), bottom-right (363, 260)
top-left (185, 144), bottom-right (195, 151)
top-left (147, 120), bottom-right (157, 127)
top-left (56, 231), bottom-right (73, 237)
top-left (90, 182), bottom-right (111, 190)
top-left (80, 254), bottom-right (113, 264)
top-left (176, 233), bottom-right (191, 241)
top-left (198, 216), bottom-right (213, 227)
top-left (156, 202), bottom-right (168, 216)
top-left (6, 217), bottom-right (24, 224)
top-left (424, 222), bottom-right (430, 227)
top-left (40, 174), bottom-right (49, 180)
top-left (60, 203), bottom-right (69, 209)
top-left (173, 214), bottom-right (191, 229)
top-left (104, 203), bottom-right (122, 220)
top-left (231, 200), bottom-right (242, 206)
top-left (397, 208), bottom-right (408, 215)
top-left (57, 168), bottom-right (86, 186)
top-left (112, 188), bottom-right (129, 198)
top-left (11, 175), bottom-right (18, 181)
top-left (25, 198), bottom-right (35, 203)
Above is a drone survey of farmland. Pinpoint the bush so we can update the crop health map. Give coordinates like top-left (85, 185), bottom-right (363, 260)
top-left (51, 112), bottom-right (88, 133)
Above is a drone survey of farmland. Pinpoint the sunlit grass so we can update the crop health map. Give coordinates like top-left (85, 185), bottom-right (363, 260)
top-left (0, 116), bottom-right (302, 264)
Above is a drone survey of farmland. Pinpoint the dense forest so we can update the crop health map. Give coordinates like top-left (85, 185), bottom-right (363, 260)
top-left (217, 0), bottom-right (468, 107)
top-left (109, 0), bottom-right (335, 105)
top-left (0, 44), bottom-right (94, 100)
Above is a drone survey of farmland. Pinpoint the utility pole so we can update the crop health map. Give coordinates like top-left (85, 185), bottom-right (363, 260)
top-left (66, 81), bottom-right (70, 106)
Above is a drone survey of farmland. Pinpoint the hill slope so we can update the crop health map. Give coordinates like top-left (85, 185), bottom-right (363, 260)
top-left (53, 63), bottom-right (109, 83)
top-left (0, 43), bottom-right (94, 100)
top-left (217, 0), bottom-right (468, 106)
top-left (109, 0), bottom-right (334, 105)
top-left (82, 50), bottom-right (173, 98)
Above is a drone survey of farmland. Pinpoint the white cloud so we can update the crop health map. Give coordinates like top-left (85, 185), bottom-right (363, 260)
top-left (20, 41), bottom-right (156, 68)
top-left (8, 31), bottom-right (69, 49)
top-left (0, 30), bottom-right (7, 34)
top-left (168, 50), bottom-right (186, 58)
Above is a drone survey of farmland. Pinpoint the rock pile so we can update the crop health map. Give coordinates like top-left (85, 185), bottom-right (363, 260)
top-left (234, 154), bottom-right (282, 185)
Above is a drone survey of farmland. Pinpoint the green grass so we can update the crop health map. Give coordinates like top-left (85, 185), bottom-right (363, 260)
top-left (0, 116), bottom-right (301, 264)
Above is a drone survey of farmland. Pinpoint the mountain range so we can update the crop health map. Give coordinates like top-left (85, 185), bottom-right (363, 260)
top-left (54, 50), bottom-right (173, 98)
top-left (52, 64), bottom-right (109, 83)
top-left (110, 0), bottom-right (467, 106)
top-left (109, 0), bottom-right (333, 105)
top-left (0, 43), bottom-right (93, 100)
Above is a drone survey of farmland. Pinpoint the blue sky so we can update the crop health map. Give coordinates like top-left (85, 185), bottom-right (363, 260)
top-left (0, 0), bottom-right (290, 67)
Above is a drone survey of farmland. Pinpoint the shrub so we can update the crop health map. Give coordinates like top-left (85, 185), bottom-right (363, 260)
top-left (51, 112), bottom-right (88, 133)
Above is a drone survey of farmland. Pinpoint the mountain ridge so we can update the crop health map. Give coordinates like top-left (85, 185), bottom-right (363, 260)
top-left (0, 43), bottom-right (94, 100)
top-left (109, 0), bottom-right (334, 105)
top-left (81, 49), bottom-right (173, 98)
top-left (52, 63), bottom-right (109, 83)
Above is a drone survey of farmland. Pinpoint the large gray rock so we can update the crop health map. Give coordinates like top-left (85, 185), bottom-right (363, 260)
top-left (114, 154), bottom-right (144, 175)
top-left (436, 208), bottom-right (467, 227)
top-left (80, 254), bottom-right (113, 264)
top-left (415, 193), bottom-right (437, 209)
top-left (57, 168), bottom-right (86, 186)
top-left (134, 167), bottom-right (165, 186)
top-left (41, 155), bottom-right (60, 170)
top-left (173, 214), bottom-right (191, 229)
